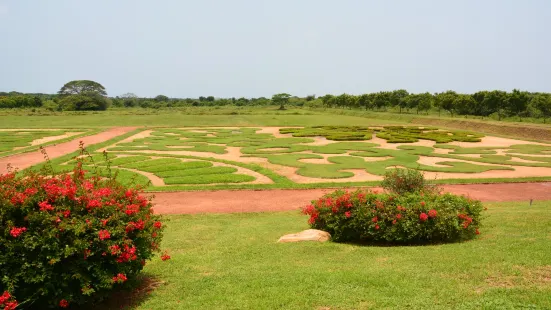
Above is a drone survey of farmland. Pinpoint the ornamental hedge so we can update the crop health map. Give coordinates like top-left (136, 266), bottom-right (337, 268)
top-left (0, 161), bottom-right (166, 309)
top-left (302, 189), bottom-right (483, 244)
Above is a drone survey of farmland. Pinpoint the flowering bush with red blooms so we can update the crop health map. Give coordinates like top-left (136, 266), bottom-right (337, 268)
top-left (302, 189), bottom-right (483, 243)
top-left (0, 161), bottom-right (166, 308)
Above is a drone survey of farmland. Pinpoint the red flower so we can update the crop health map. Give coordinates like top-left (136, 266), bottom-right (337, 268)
top-left (3, 301), bottom-right (18, 310)
top-left (101, 219), bottom-right (109, 226)
top-left (419, 213), bottom-right (428, 222)
top-left (24, 188), bottom-right (38, 195)
top-left (392, 219), bottom-right (397, 225)
top-left (0, 291), bottom-right (11, 304)
top-left (62, 210), bottom-right (71, 218)
top-left (428, 209), bottom-right (438, 218)
top-left (371, 216), bottom-right (378, 223)
top-left (420, 201), bottom-right (426, 207)
top-left (475, 229), bottom-right (480, 235)
top-left (98, 230), bottom-right (111, 240)
top-left (112, 273), bottom-right (127, 283)
top-left (345, 211), bottom-right (351, 218)
top-left (10, 227), bottom-right (27, 238)
top-left (161, 252), bottom-right (171, 261)
top-left (39, 201), bottom-right (54, 212)
top-left (59, 299), bottom-right (69, 308)
top-left (109, 244), bottom-right (121, 255)
top-left (125, 204), bottom-right (140, 216)
top-left (116, 245), bottom-right (137, 263)
top-left (153, 221), bottom-right (162, 229)
top-left (95, 187), bottom-right (112, 197)
top-left (396, 214), bottom-right (402, 219)
top-left (87, 199), bottom-right (102, 209)
top-left (375, 225), bottom-right (380, 230)
top-left (308, 213), bottom-right (319, 225)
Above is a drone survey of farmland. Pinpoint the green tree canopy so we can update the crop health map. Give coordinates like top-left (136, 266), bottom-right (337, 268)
top-left (272, 93), bottom-right (291, 110)
top-left (58, 80), bottom-right (107, 96)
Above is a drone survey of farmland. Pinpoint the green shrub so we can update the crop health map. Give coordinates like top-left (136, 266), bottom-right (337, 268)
top-left (0, 162), bottom-right (166, 308)
top-left (303, 189), bottom-right (483, 243)
top-left (381, 168), bottom-right (428, 195)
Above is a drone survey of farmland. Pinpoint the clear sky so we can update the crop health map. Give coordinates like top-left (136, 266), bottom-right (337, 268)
top-left (1, 0), bottom-right (550, 98)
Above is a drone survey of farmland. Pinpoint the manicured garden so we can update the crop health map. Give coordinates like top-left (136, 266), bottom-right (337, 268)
top-left (0, 129), bottom-right (97, 158)
top-left (102, 200), bottom-right (551, 309)
top-left (21, 125), bottom-right (551, 191)
top-left (1, 114), bottom-right (550, 309)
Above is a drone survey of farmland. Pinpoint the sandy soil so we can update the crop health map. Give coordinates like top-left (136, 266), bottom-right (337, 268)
top-left (150, 182), bottom-right (551, 214)
top-left (30, 132), bottom-right (83, 146)
top-left (370, 135), bottom-right (437, 149)
top-left (449, 136), bottom-right (550, 148)
top-left (417, 155), bottom-right (551, 179)
top-left (119, 167), bottom-right (165, 186)
top-left (255, 127), bottom-right (295, 138)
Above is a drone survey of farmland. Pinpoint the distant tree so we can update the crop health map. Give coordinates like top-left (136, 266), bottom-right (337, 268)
top-left (373, 91), bottom-right (392, 110)
top-left (272, 93), bottom-right (291, 110)
top-left (57, 80), bottom-right (108, 111)
top-left (58, 92), bottom-right (110, 111)
top-left (453, 94), bottom-right (476, 117)
top-left (529, 93), bottom-right (551, 123)
top-left (507, 89), bottom-right (530, 121)
top-left (305, 94), bottom-right (316, 101)
top-left (154, 95), bottom-right (169, 102)
top-left (206, 96), bottom-right (215, 102)
top-left (482, 90), bottom-right (507, 120)
top-left (358, 94), bottom-right (373, 110)
top-left (58, 80), bottom-right (107, 96)
top-left (417, 93), bottom-right (433, 114)
top-left (435, 91), bottom-right (458, 117)
top-left (320, 94), bottom-right (334, 107)
top-left (390, 89), bottom-right (409, 113)
top-left (120, 93), bottom-right (138, 108)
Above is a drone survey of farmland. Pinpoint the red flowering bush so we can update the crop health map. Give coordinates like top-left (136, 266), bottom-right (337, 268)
top-left (303, 189), bottom-right (483, 243)
top-left (0, 161), bottom-right (165, 308)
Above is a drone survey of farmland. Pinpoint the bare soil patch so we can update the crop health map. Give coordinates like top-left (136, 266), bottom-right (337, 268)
top-left (30, 132), bottom-right (83, 146)
top-left (150, 182), bottom-right (551, 214)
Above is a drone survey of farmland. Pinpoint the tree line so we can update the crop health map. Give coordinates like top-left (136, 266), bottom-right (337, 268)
top-left (1, 80), bottom-right (550, 123)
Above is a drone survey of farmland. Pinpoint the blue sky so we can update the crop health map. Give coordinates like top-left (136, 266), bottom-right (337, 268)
top-left (1, 0), bottom-right (550, 98)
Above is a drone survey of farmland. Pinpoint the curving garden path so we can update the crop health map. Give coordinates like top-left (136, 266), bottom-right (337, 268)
top-left (1, 126), bottom-right (550, 215)
top-left (0, 127), bottom-right (137, 174)
top-left (151, 182), bottom-right (551, 214)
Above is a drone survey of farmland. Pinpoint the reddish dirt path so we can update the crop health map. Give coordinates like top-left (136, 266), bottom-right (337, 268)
top-left (152, 182), bottom-right (551, 214)
top-left (0, 127), bottom-right (137, 174)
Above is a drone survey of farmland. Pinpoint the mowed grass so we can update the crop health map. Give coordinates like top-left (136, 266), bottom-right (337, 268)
top-left (0, 108), bottom-right (404, 128)
top-left (102, 201), bottom-right (551, 310)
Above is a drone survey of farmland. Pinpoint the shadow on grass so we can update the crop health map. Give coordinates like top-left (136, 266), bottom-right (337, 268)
top-left (82, 274), bottom-right (165, 310)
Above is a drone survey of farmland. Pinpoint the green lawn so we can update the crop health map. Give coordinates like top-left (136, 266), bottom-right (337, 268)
top-left (0, 107), bottom-right (404, 128)
top-left (100, 200), bottom-right (551, 309)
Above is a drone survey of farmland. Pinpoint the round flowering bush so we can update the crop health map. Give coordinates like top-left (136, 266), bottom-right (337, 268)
top-left (0, 162), bottom-right (165, 308)
top-left (302, 189), bottom-right (483, 243)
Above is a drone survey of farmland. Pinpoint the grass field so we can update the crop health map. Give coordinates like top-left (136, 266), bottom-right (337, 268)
top-left (0, 107), bottom-right (404, 128)
top-left (96, 200), bottom-right (551, 310)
